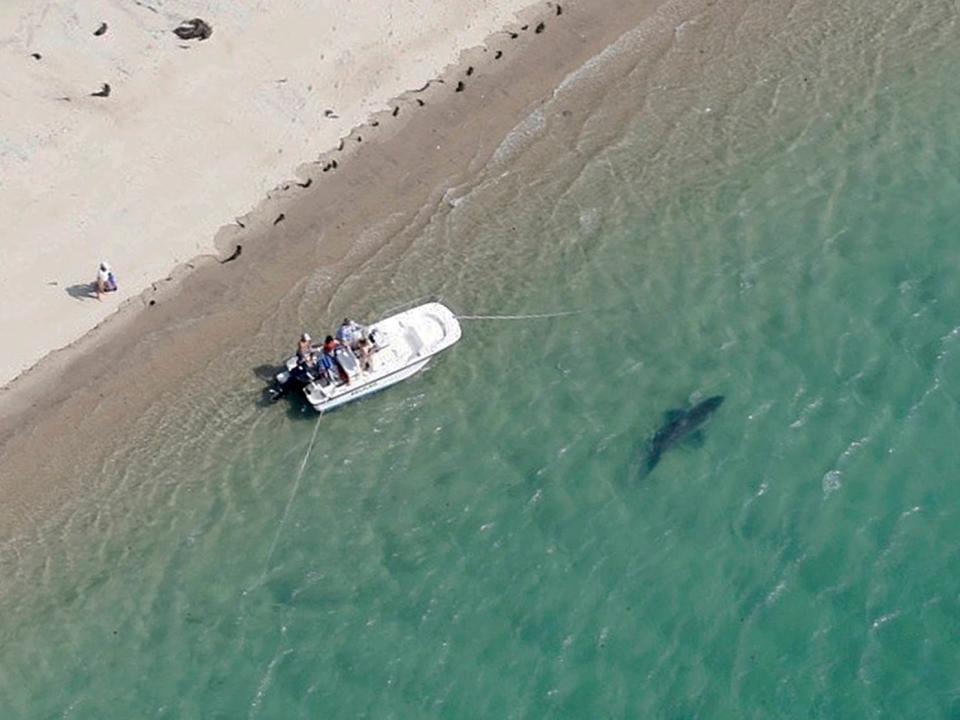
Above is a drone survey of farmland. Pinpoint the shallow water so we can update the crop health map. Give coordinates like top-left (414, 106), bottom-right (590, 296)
top-left (3, 0), bottom-right (960, 716)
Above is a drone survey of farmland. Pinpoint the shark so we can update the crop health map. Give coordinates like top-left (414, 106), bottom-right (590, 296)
top-left (642, 395), bottom-right (725, 475)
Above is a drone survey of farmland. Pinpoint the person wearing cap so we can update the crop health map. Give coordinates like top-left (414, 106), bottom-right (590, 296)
top-left (95, 261), bottom-right (118, 300)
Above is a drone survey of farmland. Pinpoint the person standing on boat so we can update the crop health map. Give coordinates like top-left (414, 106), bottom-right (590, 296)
top-left (297, 333), bottom-right (314, 364)
top-left (335, 317), bottom-right (365, 349)
top-left (356, 337), bottom-right (373, 372)
top-left (320, 335), bottom-right (347, 385)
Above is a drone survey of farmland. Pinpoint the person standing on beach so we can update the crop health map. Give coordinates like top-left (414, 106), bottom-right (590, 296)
top-left (95, 261), bottom-right (118, 300)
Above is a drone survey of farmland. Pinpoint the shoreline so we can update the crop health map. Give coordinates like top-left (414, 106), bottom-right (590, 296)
top-left (0, 0), bottom-right (544, 389)
top-left (0, 0), bottom-right (670, 538)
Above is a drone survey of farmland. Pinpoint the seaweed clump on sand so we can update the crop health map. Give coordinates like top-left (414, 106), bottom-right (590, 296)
top-left (173, 18), bottom-right (213, 41)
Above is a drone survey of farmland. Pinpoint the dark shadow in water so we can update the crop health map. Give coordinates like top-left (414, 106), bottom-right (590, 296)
top-left (254, 390), bottom-right (277, 409)
top-left (250, 364), bottom-right (316, 418)
top-left (282, 394), bottom-right (316, 419)
top-left (252, 364), bottom-right (281, 409)
top-left (65, 282), bottom-right (98, 300)
top-left (252, 364), bottom-right (278, 382)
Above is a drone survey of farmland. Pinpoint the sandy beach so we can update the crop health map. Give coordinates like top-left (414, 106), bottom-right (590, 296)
top-left (0, 0), bottom-right (666, 536)
top-left (0, 0), bottom-right (550, 389)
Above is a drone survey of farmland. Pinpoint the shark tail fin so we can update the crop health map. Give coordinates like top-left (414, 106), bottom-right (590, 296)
top-left (642, 449), bottom-right (661, 477)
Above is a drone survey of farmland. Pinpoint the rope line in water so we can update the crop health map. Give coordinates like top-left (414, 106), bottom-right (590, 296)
top-left (457, 310), bottom-right (583, 321)
top-left (248, 417), bottom-right (322, 592)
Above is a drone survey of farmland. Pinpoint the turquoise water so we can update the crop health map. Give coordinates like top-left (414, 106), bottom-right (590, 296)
top-left (3, 0), bottom-right (960, 716)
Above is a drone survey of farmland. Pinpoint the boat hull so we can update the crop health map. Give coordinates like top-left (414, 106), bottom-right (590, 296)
top-left (304, 356), bottom-right (431, 411)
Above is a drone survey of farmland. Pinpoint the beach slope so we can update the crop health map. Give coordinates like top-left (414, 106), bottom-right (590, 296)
top-left (0, 0), bottom-right (540, 387)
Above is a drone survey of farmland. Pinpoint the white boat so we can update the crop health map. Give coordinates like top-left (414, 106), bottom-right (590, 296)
top-left (271, 302), bottom-right (461, 413)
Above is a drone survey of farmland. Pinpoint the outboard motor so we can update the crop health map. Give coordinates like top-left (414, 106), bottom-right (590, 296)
top-left (267, 361), bottom-right (315, 402)
top-left (266, 377), bottom-right (288, 402)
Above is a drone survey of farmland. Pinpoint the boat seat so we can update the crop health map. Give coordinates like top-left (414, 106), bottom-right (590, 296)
top-left (405, 326), bottom-right (424, 356)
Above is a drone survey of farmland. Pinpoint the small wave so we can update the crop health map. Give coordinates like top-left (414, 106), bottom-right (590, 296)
top-left (674, 19), bottom-right (696, 41)
top-left (765, 579), bottom-right (787, 605)
top-left (489, 108), bottom-right (546, 168)
top-left (442, 185), bottom-right (470, 209)
top-left (553, 0), bottom-right (702, 98)
top-left (821, 431), bottom-right (873, 499)
top-left (579, 206), bottom-right (601, 235)
top-left (789, 397), bottom-right (823, 429)
top-left (487, 0), bottom-right (706, 174)
top-left (840, 435), bottom-right (871, 462)
top-left (869, 610), bottom-right (901, 631)
top-left (746, 401), bottom-right (774, 422)
top-left (822, 469), bottom-right (842, 497)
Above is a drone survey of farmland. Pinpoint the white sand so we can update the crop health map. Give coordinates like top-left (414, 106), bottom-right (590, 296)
top-left (0, 0), bottom-right (536, 387)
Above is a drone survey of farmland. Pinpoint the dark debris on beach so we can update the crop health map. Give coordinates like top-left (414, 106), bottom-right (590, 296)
top-left (173, 18), bottom-right (213, 41)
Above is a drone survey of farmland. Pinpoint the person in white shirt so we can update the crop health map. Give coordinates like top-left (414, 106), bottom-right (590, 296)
top-left (96, 261), bottom-right (118, 300)
top-left (335, 317), bottom-right (365, 348)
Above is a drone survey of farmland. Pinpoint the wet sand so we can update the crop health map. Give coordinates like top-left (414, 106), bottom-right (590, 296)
top-left (0, 0), bottom-right (543, 387)
top-left (0, 0), bottom-right (669, 538)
